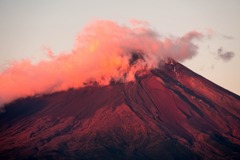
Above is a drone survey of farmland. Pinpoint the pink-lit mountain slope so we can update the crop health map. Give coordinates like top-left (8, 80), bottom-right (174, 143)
top-left (0, 59), bottom-right (240, 160)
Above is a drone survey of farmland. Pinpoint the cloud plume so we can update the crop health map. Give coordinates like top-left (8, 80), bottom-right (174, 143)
top-left (217, 47), bottom-right (235, 62)
top-left (0, 20), bottom-right (203, 107)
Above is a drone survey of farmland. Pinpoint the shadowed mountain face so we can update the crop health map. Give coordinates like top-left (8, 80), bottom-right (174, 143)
top-left (0, 59), bottom-right (240, 160)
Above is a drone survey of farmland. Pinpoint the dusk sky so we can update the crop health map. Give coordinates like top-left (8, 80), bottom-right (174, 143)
top-left (0, 0), bottom-right (239, 95)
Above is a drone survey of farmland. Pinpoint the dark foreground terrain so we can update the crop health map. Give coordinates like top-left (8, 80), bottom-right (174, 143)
top-left (0, 60), bottom-right (240, 159)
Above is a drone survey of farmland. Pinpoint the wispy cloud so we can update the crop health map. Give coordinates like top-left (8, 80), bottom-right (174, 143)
top-left (222, 35), bottom-right (234, 40)
top-left (217, 47), bottom-right (235, 62)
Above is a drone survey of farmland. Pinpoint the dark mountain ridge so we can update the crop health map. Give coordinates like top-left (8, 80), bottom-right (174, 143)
top-left (0, 59), bottom-right (240, 160)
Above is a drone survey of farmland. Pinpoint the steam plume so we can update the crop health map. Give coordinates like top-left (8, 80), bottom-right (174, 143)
top-left (0, 20), bottom-right (203, 107)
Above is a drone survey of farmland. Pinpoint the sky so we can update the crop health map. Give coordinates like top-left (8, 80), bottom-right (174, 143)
top-left (0, 0), bottom-right (239, 96)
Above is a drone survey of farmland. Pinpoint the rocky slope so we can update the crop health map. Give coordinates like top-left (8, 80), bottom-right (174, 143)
top-left (0, 59), bottom-right (240, 160)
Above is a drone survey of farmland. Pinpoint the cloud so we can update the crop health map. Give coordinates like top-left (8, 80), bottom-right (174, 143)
top-left (217, 47), bottom-right (235, 62)
top-left (163, 31), bottom-right (203, 61)
top-left (222, 35), bottom-right (234, 40)
top-left (0, 20), bottom-right (204, 107)
top-left (129, 19), bottom-right (149, 26)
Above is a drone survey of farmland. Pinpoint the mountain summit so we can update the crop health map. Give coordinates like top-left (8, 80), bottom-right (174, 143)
top-left (0, 59), bottom-right (240, 160)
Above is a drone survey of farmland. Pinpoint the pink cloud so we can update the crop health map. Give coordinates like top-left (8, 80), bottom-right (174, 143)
top-left (0, 20), bottom-right (204, 107)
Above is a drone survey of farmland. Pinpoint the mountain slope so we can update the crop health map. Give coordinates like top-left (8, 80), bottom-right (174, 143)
top-left (0, 59), bottom-right (240, 160)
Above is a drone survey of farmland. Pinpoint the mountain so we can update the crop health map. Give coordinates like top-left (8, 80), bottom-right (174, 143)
top-left (0, 59), bottom-right (240, 160)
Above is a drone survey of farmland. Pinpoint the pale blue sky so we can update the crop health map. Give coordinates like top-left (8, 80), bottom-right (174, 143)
top-left (0, 0), bottom-right (239, 94)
